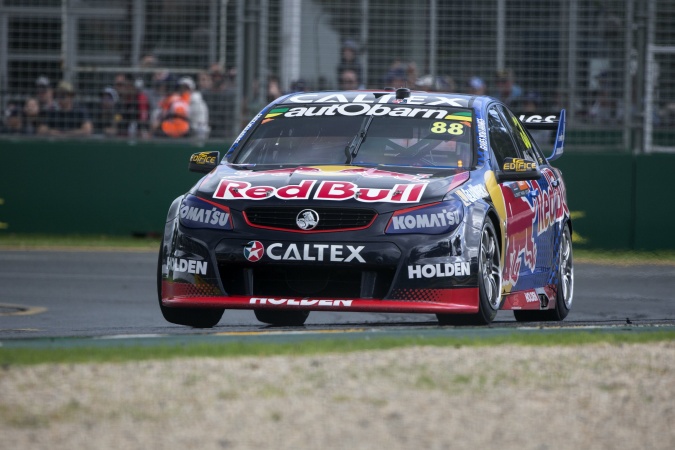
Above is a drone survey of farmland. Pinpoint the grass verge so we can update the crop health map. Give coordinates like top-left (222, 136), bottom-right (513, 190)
top-left (574, 249), bottom-right (675, 265)
top-left (1, 328), bottom-right (674, 366)
top-left (0, 233), bottom-right (161, 251)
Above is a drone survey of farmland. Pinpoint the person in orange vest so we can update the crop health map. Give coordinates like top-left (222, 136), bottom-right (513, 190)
top-left (157, 79), bottom-right (191, 138)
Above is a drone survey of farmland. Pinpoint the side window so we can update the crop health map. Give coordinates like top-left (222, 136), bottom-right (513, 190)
top-left (487, 106), bottom-right (519, 167)
top-left (500, 106), bottom-right (541, 164)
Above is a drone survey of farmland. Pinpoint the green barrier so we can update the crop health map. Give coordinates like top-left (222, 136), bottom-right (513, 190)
top-left (554, 153), bottom-right (634, 250)
top-left (634, 154), bottom-right (675, 250)
top-left (556, 152), bottom-right (675, 251)
top-left (653, 130), bottom-right (675, 146)
top-left (0, 139), bottom-right (225, 235)
top-left (1, 139), bottom-right (674, 250)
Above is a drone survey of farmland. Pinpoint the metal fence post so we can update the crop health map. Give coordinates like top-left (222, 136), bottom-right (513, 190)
top-left (235, 0), bottom-right (245, 137)
top-left (634, 0), bottom-right (647, 154)
top-left (568, 0), bottom-right (578, 126)
top-left (61, 0), bottom-right (72, 83)
top-left (429, 0), bottom-right (437, 80)
top-left (281, 0), bottom-right (302, 92)
top-left (623, 0), bottom-right (634, 153)
top-left (0, 12), bottom-right (7, 97)
top-left (643, 0), bottom-right (655, 154)
top-left (361, 0), bottom-right (368, 88)
top-left (496, 0), bottom-right (505, 72)
top-left (220, 0), bottom-right (229, 67)
top-left (258, 0), bottom-right (269, 108)
top-left (131, 0), bottom-right (145, 68)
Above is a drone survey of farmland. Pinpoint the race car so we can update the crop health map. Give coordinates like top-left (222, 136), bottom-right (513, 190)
top-left (157, 88), bottom-right (573, 327)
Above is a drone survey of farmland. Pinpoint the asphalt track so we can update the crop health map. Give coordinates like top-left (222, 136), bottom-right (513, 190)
top-left (0, 249), bottom-right (674, 340)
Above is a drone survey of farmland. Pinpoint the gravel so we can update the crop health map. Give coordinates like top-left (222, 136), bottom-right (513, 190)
top-left (1, 342), bottom-right (674, 450)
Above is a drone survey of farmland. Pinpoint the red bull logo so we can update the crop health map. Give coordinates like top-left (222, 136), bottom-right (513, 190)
top-left (502, 167), bottom-right (567, 288)
top-left (533, 168), bottom-right (566, 236)
top-left (503, 224), bottom-right (538, 287)
top-left (214, 179), bottom-right (427, 203)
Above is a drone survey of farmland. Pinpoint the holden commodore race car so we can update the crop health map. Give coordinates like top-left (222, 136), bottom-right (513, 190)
top-left (158, 88), bottom-right (573, 327)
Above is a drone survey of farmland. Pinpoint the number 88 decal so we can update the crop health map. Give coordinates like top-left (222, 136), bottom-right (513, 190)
top-left (431, 121), bottom-right (464, 135)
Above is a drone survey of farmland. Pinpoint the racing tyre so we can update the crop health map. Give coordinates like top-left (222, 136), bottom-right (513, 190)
top-left (437, 219), bottom-right (502, 326)
top-left (254, 309), bottom-right (310, 326)
top-left (514, 225), bottom-right (573, 322)
top-left (156, 247), bottom-right (224, 328)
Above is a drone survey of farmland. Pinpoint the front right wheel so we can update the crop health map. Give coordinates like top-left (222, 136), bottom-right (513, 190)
top-left (157, 246), bottom-right (224, 328)
top-left (514, 224), bottom-right (573, 322)
top-left (437, 219), bottom-right (502, 325)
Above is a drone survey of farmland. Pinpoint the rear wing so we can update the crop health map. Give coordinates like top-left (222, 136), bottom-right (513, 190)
top-left (518, 112), bottom-right (561, 129)
top-left (518, 110), bottom-right (566, 161)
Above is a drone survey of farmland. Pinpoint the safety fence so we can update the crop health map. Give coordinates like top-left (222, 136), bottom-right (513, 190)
top-left (1, 0), bottom-right (674, 151)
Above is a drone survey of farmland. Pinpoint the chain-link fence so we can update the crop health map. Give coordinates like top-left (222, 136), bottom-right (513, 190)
top-left (1, 0), bottom-right (674, 152)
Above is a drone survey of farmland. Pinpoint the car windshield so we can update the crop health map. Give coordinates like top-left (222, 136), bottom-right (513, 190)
top-left (232, 104), bottom-right (474, 169)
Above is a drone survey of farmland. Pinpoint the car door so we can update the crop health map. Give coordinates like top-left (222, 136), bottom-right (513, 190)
top-left (486, 104), bottom-right (539, 294)
top-left (499, 105), bottom-right (562, 291)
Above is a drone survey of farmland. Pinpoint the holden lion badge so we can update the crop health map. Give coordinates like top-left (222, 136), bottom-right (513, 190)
top-left (296, 209), bottom-right (319, 230)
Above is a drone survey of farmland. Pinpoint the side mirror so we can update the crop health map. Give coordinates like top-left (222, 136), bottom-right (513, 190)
top-left (188, 151), bottom-right (220, 173)
top-left (497, 157), bottom-right (542, 182)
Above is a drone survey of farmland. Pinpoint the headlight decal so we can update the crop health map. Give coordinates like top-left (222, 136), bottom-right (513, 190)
top-left (179, 195), bottom-right (233, 230)
top-left (385, 199), bottom-right (464, 235)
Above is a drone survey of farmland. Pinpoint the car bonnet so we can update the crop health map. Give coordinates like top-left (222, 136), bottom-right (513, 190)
top-left (194, 164), bottom-right (471, 212)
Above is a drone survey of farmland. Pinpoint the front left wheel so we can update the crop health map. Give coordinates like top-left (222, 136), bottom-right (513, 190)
top-left (437, 219), bottom-right (502, 325)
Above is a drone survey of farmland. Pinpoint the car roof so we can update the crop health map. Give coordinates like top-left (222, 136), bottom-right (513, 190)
top-left (277, 90), bottom-right (493, 110)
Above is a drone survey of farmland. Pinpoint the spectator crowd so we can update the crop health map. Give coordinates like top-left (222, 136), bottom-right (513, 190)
top-left (2, 46), bottom-right (607, 141)
top-left (0, 61), bottom-right (235, 142)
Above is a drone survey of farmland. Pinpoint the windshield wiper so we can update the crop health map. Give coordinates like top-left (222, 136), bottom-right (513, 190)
top-left (344, 116), bottom-right (373, 164)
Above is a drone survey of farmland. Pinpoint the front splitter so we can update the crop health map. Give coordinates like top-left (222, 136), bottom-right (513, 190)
top-left (162, 288), bottom-right (480, 315)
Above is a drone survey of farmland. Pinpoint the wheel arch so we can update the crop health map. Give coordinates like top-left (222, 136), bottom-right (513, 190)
top-left (166, 195), bottom-right (184, 223)
top-left (564, 215), bottom-right (573, 235)
top-left (485, 207), bottom-right (503, 254)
